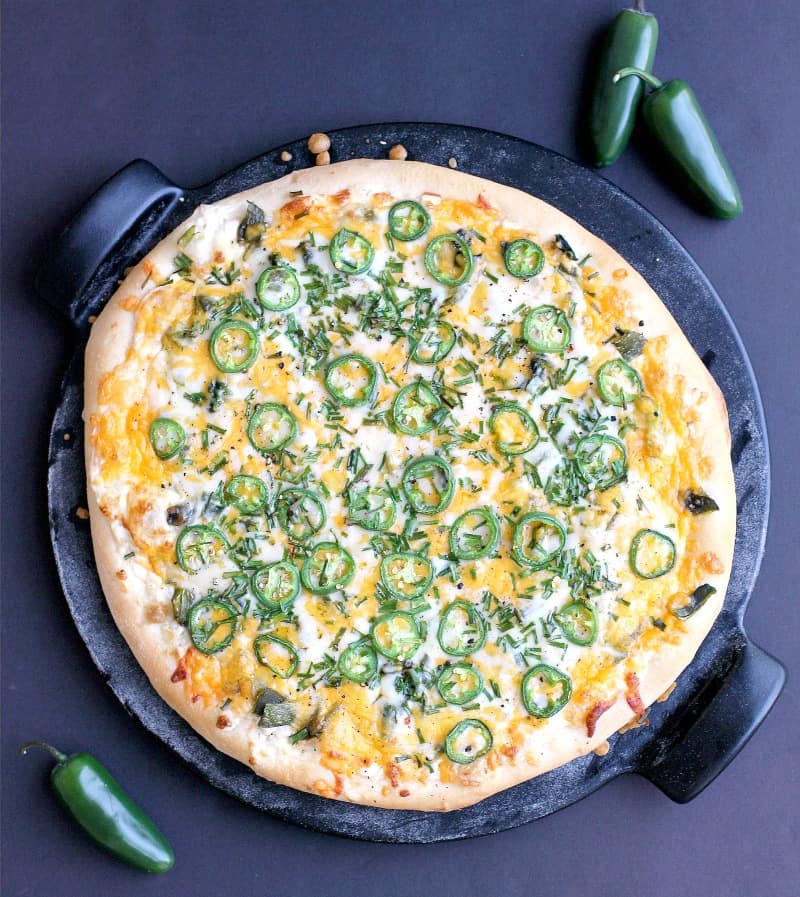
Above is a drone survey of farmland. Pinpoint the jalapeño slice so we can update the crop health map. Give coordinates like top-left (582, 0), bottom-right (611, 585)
top-left (449, 507), bottom-right (500, 560)
top-left (596, 359), bottom-right (643, 406)
top-left (225, 474), bottom-right (268, 514)
top-left (324, 353), bottom-right (377, 407)
top-left (392, 381), bottom-right (442, 436)
top-left (251, 561), bottom-right (300, 612)
top-left (444, 719), bottom-right (493, 764)
top-left (512, 512), bottom-right (566, 569)
top-left (275, 488), bottom-right (326, 542)
top-left (575, 434), bottom-right (627, 490)
top-left (437, 601), bottom-right (487, 657)
top-left (489, 403), bottom-right (539, 455)
top-left (176, 525), bottom-right (230, 573)
top-left (504, 238), bottom-right (545, 278)
top-left (255, 265), bottom-right (300, 311)
top-left (379, 553), bottom-right (434, 600)
top-left (149, 417), bottom-right (185, 460)
top-left (370, 611), bottom-right (421, 661)
top-left (424, 233), bottom-right (473, 286)
top-left (209, 320), bottom-right (259, 373)
top-left (523, 305), bottom-right (571, 352)
top-left (521, 664), bottom-right (572, 718)
top-left (253, 634), bottom-right (299, 679)
top-left (388, 200), bottom-right (431, 242)
top-left (401, 455), bottom-right (454, 515)
top-left (248, 403), bottom-right (297, 453)
top-left (409, 319), bottom-right (456, 364)
top-left (629, 528), bottom-right (676, 579)
top-left (346, 485), bottom-right (397, 532)
top-left (301, 542), bottom-right (356, 594)
top-left (188, 599), bottom-right (237, 655)
top-left (338, 639), bottom-right (379, 684)
top-left (437, 663), bottom-right (484, 706)
top-left (684, 491), bottom-right (719, 515)
top-left (329, 228), bottom-right (374, 275)
top-left (553, 601), bottom-right (599, 646)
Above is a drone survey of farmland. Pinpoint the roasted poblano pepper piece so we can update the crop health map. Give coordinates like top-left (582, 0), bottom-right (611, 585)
top-left (254, 688), bottom-right (296, 728)
top-left (684, 491), bottom-right (720, 515)
top-left (614, 67), bottom-right (743, 218)
top-left (672, 583), bottom-right (717, 619)
top-left (21, 742), bottom-right (174, 873)
top-left (610, 328), bottom-right (647, 361)
top-left (589, 3), bottom-right (659, 167)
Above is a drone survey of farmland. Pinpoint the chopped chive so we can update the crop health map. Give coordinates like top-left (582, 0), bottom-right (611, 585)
top-left (289, 727), bottom-right (310, 744)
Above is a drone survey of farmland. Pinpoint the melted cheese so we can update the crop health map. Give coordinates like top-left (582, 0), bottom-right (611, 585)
top-left (90, 183), bottom-right (719, 791)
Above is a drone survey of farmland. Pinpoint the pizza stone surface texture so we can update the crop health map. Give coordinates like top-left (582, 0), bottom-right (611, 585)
top-left (84, 159), bottom-right (735, 811)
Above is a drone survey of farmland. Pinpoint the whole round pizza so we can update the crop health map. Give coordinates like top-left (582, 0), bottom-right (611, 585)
top-left (84, 159), bottom-right (735, 810)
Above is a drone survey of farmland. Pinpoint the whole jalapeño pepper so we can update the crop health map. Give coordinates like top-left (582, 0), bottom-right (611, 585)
top-left (589, 2), bottom-right (659, 167)
top-left (21, 742), bottom-right (174, 873)
top-left (614, 67), bottom-right (743, 218)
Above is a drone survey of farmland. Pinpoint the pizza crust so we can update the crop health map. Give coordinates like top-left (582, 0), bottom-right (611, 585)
top-left (84, 159), bottom-right (735, 811)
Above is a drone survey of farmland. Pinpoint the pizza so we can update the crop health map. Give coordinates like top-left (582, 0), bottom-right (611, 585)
top-left (84, 159), bottom-right (735, 810)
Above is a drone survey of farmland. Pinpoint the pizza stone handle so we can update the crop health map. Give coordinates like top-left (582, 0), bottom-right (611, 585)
top-left (640, 641), bottom-right (785, 803)
top-left (35, 159), bottom-right (183, 325)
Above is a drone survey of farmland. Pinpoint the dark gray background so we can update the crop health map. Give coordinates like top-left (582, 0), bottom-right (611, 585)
top-left (2, 1), bottom-right (798, 895)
